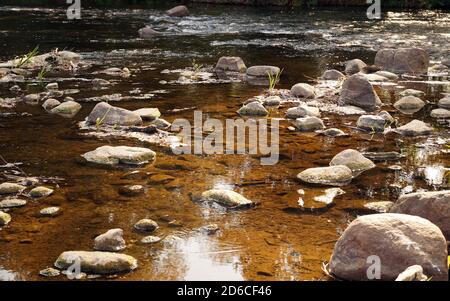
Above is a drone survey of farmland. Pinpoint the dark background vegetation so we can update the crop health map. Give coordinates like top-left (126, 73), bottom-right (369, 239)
top-left (1, 0), bottom-right (449, 8)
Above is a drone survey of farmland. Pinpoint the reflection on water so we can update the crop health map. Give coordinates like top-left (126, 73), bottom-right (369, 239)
top-left (0, 4), bottom-right (449, 281)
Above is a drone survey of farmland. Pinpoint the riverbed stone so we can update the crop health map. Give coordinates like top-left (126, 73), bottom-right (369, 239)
top-left (42, 98), bottom-right (61, 111)
top-left (363, 201), bottom-right (395, 213)
top-left (399, 89), bottom-right (425, 97)
top-left (138, 27), bottom-right (160, 38)
top-left (0, 211), bottom-right (11, 226)
top-left (318, 128), bottom-right (347, 137)
top-left (215, 57), bottom-right (247, 73)
top-left (338, 74), bottom-right (382, 111)
top-left (297, 165), bottom-right (353, 186)
top-left (375, 48), bottom-right (429, 74)
top-left (237, 101), bottom-right (268, 116)
top-left (94, 229), bottom-right (126, 252)
top-left (378, 110), bottom-right (395, 124)
top-left (133, 108), bottom-right (161, 121)
top-left (292, 116), bottom-right (325, 132)
top-left (0, 182), bottom-right (26, 194)
top-left (345, 59), bottom-right (367, 75)
top-left (166, 5), bottom-right (189, 17)
top-left (390, 190), bottom-right (450, 240)
top-left (140, 236), bottom-right (161, 244)
top-left (82, 145), bottom-right (156, 166)
top-left (54, 251), bottom-right (138, 275)
top-left (201, 189), bottom-right (254, 209)
top-left (438, 97), bottom-right (450, 109)
top-left (285, 105), bottom-right (320, 119)
top-left (51, 101), bottom-right (81, 116)
top-left (395, 265), bottom-right (428, 281)
top-left (356, 115), bottom-right (387, 132)
top-left (291, 83), bottom-right (316, 98)
top-left (151, 118), bottom-right (171, 130)
top-left (262, 95), bottom-right (281, 107)
top-left (394, 96), bottom-right (425, 113)
top-left (361, 73), bottom-right (389, 82)
top-left (375, 70), bottom-right (399, 80)
top-left (29, 186), bottom-right (54, 198)
top-left (396, 120), bottom-right (433, 136)
top-left (86, 102), bottom-right (142, 126)
top-left (40, 207), bottom-right (61, 217)
top-left (329, 149), bottom-right (375, 176)
top-left (0, 198), bottom-right (27, 209)
top-left (322, 69), bottom-right (345, 80)
top-left (39, 267), bottom-right (61, 277)
top-left (46, 82), bottom-right (58, 90)
top-left (246, 65), bottom-right (280, 78)
top-left (329, 213), bottom-right (448, 281)
top-left (430, 108), bottom-right (450, 118)
top-left (118, 185), bottom-right (144, 197)
top-left (23, 94), bottom-right (40, 104)
top-left (134, 219), bottom-right (158, 232)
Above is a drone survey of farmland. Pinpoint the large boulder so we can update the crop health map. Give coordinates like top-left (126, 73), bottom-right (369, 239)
top-left (201, 189), bottom-right (254, 209)
top-left (390, 190), bottom-right (450, 240)
top-left (338, 74), bottom-right (382, 111)
top-left (297, 165), bottom-right (353, 186)
top-left (329, 149), bottom-right (375, 176)
top-left (215, 57), bottom-right (247, 73)
top-left (375, 48), bottom-right (429, 74)
top-left (94, 229), bottom-right (126, 252)
top-left (396, 120), bottom-right (433, 136)
top-left (82, 145), bottom-right (156, 166)
top-left (86, 102), bottom-right (142, 126)
top-left (329, 213), bottom-right (448, 281)
top-left (345, 59), bottom-right (367, 75)
top-left (290, 83), bottom-right (315, 98)
top-left (166, 5), bottom-right (189, 17)
top-left (292, 116), bottom-right (324, 132)
top-left (54, 251), bottom-right (138, 275)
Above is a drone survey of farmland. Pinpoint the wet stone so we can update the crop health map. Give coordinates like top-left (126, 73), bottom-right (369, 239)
top-left (438, 97), bottom-right (450, 109)
top-left (394, 96), bottom-right (425, 114)
top-left (290, 83), bottom-right (316, 98)
top-left (197, 224), bottom-right (220, 235)
top-left (201, 189), bottom-right (255, 209)
top-left (362, 151), bottom-right (404, 162)
top-left (82, 145), bottom-right (156, 166)
top-left (396, 120), bottom-right (433, 136)
top-left (318, 128), bottom-right (347, 137)
top-left (118, 185), bottom-right (144, 197)
top-left (40, 207), bottom-right (61, 217)
top-left (430, 108), bottom-right (450, 119)
top-left (399, 89), bottom-right (425, 97)
top-left (94, 229), bottom-right (126, 252)
top-left (39, 267), bottom-right (61, 277)
top-left (140, 236), bottom-right (161, 244)
top-left (0, 182), bottom-right (26, 195)
top-left (0, 211), bottom-right (11, 226)
top-left (237, 101), bottom-right (268, 116)
top-left (42, 98), bottom-right (61, 111)
top-left (133, 108), bottom-right (161, 121)
top-left (292, 116), bottom-right (325, 132)
top-left (29, 186), bottom-right (54, 198)
top-left (297, 165), bottom-right (353, 186)
top-left (329, 149), bottom-right (376, 176)
top-left (285, 105), bottom-right (320, 119)
top-left (134, 219), bottom-right (159, 232)
top-left (0, 198), bottom-right (27, 209)
top-left (363, 201), bottom-right (395, 213)
top-left (356, 115), bottom-right (387, 132)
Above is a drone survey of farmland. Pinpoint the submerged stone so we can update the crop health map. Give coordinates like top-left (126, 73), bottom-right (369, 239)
top-left (134, 219), bottom-right (159, 232)
top-left (201, 189), bottom-right (254, 209)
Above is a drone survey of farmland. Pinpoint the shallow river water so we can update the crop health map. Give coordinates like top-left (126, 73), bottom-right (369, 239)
top-left (0, 4), bottom-right (449, 280)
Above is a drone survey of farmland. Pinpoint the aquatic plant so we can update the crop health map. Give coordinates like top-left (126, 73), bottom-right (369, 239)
top-left (37, 66), bottom-right (47, 86)
top-left (15, 46), bottom-right (39, 68)
top-left (267, 68), bottom-right (283, 91)
top-left (95, 106), bottom-right (112, 130)
top-left (191, 59), bottom-right (203, 80)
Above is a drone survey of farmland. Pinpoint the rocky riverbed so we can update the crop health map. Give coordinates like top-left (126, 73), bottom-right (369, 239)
top-left (0, 4), bottom-right (449, 281)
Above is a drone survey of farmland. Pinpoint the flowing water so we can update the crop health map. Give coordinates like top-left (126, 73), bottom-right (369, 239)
top-left (0, 4), bottom-right (449, 280)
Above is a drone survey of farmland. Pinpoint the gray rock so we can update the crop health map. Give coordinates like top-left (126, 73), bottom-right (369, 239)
top-left (29, 186), bottom-right (53, 198)
top-left (42, 98), bottom-right (61, 111)
top-left (0, 182), bottom-right (26, 194)
top-left (94, 229), bottom-right (126, 252)
top-left (321, 69), bottom-right (345, 80)
top-left (290, 83), bottom-right (316, 98)
top-left (375, 48), bottom-right (429, 74)
top-left (394, 96), bottom-right (425, 114)
top-left (138, 27), bottom-right (161, 38)
top-left (86, 102), bottom-right (142, 126)
top-left (262, 95), bottom-right (281, 107)
top-left (329, 149), bottom-right (376, 176)
top-left (395, 265), bottom-right (428, 281)
top-left (54, 251), bottom-right (138, 275)
top-left (140, 236), bottom-right (161, 244)
top-left (215, 57), bottom-right (247, 73)
top-left (390, 190), bottom-right (450, 240)
top-left (134, 219), bottom-right (159, 232)
top-left (338, 74), bottom-right (382, 111)
top-left (329, 213), bottom-right (447, 281)
top-left (292, 116), bottom-right (325, 132)
top-left (166, 5), bottom-right (189, 17)
top-left (399, 89), bottom-right (425, 97)
top-left (285, 105), bottom-right (320, 119)
top-left (151, 118), bottom-right (171, 130)
top-left (82, 145), bottom-right (156, 166)
top-left (396, 120), bottom-right (433, 136)
top-left (45, 82), bottom-right (59, 90)
top-left (0, 198), bottom-right (27, 209)
top-left (201, 189), bottom-right (254, 209)
top-left (133, 108), bottom-right (161, 121)
top-left (246, 65), bottom-right (280, 77)
top-left (430, 108), bottom-right (450, 118)
top-left (237, 101), bottom-right (268, 116)
top-left (0, 210), bottom-right (11, 226)
top-left (357, 115), bottom-right (387, 132)
top-left (318, 128), bottom-right (347, 137)
top-left (23, 94), bottom-right (40, 104)
top-left (297, 165), bottom-right (353, 186)
top-left (438, 97), bottom-right (450, 109)
top-left (40, 207), bottom-right (61, 217)
top-left (51, 101), bottom-right (81, 116)
top-left (345, 59), bottom-right (367, 75)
